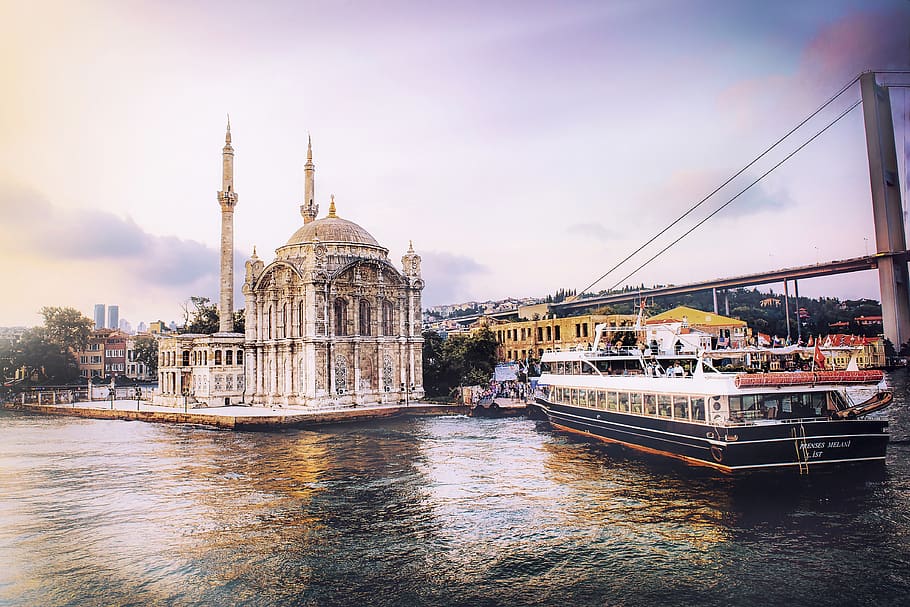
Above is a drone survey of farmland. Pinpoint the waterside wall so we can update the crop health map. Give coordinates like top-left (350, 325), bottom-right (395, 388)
top-left (0, 402), bottom-right (469, 431)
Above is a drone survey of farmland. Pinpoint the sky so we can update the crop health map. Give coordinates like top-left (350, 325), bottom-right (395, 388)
top-left (0, 0), bottom-right (908, 328)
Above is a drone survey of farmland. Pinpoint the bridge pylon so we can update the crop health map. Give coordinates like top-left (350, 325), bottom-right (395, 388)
top-left (861, 72), bottom-right (910, 349)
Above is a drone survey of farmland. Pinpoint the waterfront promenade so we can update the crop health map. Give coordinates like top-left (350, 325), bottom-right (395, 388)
top-left (0, 397), bottom-right (468, 430)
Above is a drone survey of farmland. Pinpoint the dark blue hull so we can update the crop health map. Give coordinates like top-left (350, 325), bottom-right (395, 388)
top-left (536, 398), bottom-right (889, 472)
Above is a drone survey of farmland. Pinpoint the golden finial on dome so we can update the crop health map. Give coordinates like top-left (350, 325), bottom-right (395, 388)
top-left (408, 240), bottom-right (415, 253)
top-left (328, 194), bottom-right (337, 218)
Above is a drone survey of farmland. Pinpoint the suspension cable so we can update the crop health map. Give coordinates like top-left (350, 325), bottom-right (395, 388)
top-left (576, 73), bottom-right (863, 297)
top-left (607, 98), bottom-right (863, 292)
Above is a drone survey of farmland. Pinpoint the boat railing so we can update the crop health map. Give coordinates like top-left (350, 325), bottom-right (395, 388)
top-left (722, 415), bottom-right (847, 428)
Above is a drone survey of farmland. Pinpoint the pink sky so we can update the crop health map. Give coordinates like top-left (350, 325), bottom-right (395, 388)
top-left (0, 0), bottom-right (908, 327)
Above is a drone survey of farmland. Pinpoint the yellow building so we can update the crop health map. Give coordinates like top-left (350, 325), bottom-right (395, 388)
top-left (148, 321), bottom-right (169, 335)
top-left (480, 313), bottom-right (638, 362)
top-left (646, 306), bottom-right (747, 348)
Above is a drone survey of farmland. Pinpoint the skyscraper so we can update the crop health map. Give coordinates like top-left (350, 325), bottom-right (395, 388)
top-left (107, 305), bottom-right (119, 330)
top-left (93, 304), bottom-right (105, 330)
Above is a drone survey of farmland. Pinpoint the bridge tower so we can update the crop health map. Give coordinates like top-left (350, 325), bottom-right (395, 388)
top-left (860, 72), bottom-right (910, 349)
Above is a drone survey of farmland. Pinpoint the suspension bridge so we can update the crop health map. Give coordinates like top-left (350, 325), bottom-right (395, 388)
top-left (457, 71), bottom-right (910, 347)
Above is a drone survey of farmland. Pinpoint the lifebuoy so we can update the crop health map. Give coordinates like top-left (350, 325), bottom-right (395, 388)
top-left (710, 445), bottom-right (724, 463)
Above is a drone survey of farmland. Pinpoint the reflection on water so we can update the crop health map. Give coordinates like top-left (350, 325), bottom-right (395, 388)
top-left (1, 369), bottom-right (908, 606)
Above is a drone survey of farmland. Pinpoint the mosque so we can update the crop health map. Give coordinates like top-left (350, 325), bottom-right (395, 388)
top-left (155, 121), bottom-right (425, 408)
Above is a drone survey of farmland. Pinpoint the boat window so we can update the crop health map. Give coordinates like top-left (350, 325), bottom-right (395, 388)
top-left (572, 361), bottom-right (581, 375)
top-left (629, 392), bottom-right (641, 414)
top-left (579, 389), bottom-right (588, 407)
top-left (763, 396), bottom-right (780, 420)
top-left (728, 396), bottom-right (743, 421)
top-left (811, 393), bottom-right (827, 416)
top-left (778, 393), bottom-right (822, 418)
top-left (644, 394), bottom-right (657, 416)
top-left (557, 362), bottom-right (565, 375)
top-left (607, 391), bottom-right (618, 411)
top-left (540, 362), bottom-right (551, 374)
top-left (621, 392), bottom-right (632, 413)
top-left (658, 395), bottom-right (672, 417)
top-left (570, 389), bottom-right (579, 406)
top-left (582, 361), bottom-right (595, 375)
top-left (673, 395), bottom-right (689, 420)
top-left (691, 397), bottom-right (706, 421)
top-left (595, 389), bottom-right (605, 409)
top-left (595, 360), bottom-right (612, 373)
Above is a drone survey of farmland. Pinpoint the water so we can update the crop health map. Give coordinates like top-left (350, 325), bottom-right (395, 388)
top-left (1, 370), bottom-right (908, 607)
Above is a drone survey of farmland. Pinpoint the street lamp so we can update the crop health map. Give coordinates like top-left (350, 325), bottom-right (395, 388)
top-left (109, 377), bottom-right (116, 410)
top-left (135, 387), bottom-right (142, 412)
top-left (182, 385), bottom-right (189, 413)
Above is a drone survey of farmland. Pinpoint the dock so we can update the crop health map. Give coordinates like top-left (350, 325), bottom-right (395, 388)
top-left (469, 397), bottom-right (529, 417)
top-left (0, 399), bottom-right (469, 431)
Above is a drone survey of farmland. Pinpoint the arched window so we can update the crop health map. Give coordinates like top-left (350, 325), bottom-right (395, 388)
top-left (226, 350), bottom-right (233, 365)
top-left (182, 351), bottom-right (190, 366)
top-left (334, 298), bottom-right (348, 336)
top-left (215, 350), bottom-right (222, 365)
top-left (382, 301), bottom-right (394, 336)
top-left (359, 299), bottom-right (371, 336)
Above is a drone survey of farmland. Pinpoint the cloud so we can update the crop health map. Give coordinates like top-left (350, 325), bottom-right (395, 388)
top-left (567, 222), bottom-right (620, 242)
top-left (0, 181), bottom-right (247, 324)
top-left (419, 251), bottom-right (488, 306)
top-left (644, 169), bottom-right (793, 224)
top-left (799, 8), bottom-right (910, 87)
top-left (0, 182), bottom-right (231, 287)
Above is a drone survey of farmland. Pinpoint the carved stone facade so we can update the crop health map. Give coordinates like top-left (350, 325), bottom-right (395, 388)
top-left (154, 333), bottom-right (245, 407)
top-left (242, 142), bottom-right (424, 407)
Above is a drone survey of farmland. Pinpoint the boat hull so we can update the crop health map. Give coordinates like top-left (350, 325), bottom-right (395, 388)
top-left (536, 398), bottom-right (889, 473)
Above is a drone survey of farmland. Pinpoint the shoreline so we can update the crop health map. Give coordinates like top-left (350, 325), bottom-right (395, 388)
top-left (0, 399), bottom-right (469, 431)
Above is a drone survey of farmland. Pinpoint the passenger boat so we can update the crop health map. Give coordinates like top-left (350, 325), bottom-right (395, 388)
top-left (533, 320), bottom-right (892, 473)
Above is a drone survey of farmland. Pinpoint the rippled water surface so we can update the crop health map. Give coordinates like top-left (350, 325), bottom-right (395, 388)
top-left (2, 370), bottom-right (909, 606)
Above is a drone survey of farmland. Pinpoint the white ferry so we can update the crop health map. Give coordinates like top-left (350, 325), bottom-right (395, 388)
top-left (533, 321), bottom-right (892, 473)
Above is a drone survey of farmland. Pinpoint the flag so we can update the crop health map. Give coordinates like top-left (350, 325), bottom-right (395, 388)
top-left (814, 344), bottom-right (826, 370)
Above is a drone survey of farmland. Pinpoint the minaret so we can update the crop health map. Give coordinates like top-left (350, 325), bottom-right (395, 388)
top-left (300, 135), bottom-right (318, 224)
top-left (218, 115), bottom-right (238, 332)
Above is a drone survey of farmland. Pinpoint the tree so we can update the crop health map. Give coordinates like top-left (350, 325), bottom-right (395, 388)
top-left (8, 327), bottom-right (79, 383)
top-left (421, 328), bottom-right (499, 398)
top-left (232, 309), bottom-right (245, 334)
top-left (0, 336), bottom-right (15, 380)
top-left (181, 296), bottom-right (219, 334)
top-left (40, 306), bottom-right (93, 352)
top-left (132, 334), bottom-right (159, 376)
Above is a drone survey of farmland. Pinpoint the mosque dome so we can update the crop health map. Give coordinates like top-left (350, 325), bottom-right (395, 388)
top-left (285, 196), bottom-right (380, 247)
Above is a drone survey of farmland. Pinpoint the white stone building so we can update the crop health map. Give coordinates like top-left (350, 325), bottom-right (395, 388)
top-left (155, 124), bottom-right (424, 409)
top-left (242, 138), bottom-right (424, 407)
